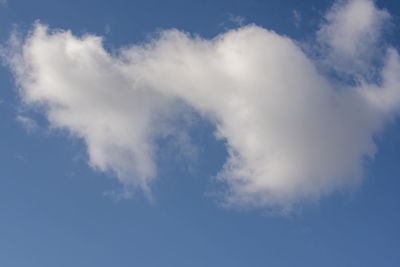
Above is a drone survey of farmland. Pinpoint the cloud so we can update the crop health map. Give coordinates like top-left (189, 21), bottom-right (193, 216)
top-left (317, 0), bottom-right (391, 79)
top-left (105, 24), bottom-right (111, 35)
top-left (16, 115), bottom-right (38, 132)
top-left (4, 0), bottom-right (400, 209)
top-left (293, 10), bottom-right (302, 28)
top-left (228, 14), bottom-right (245, 26)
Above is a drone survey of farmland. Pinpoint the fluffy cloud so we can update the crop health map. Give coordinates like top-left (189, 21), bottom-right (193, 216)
top-left (317, 0), bottom-right (391, 78)
top-left (5, 0), bottom-right (400, 209)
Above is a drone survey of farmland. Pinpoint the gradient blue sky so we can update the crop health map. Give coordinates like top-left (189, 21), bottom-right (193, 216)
top-left (1, 0), bottom-right (400, 266)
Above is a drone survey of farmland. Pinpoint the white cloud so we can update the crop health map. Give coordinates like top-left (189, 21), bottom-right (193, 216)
top-left (16, 115), bottom-right (38, 132)
top-left (293, 10), bottom-right (302, 28)
top-left (228, 14), bottom-right (245, 26)
top-left (317, 0), bottom-right (391, 79)
top-left (4, 0), bottom-right (400, 210)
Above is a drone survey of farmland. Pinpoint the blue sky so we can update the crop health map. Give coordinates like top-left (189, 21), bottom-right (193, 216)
top-left (1, 0), bottom-right (400, 266)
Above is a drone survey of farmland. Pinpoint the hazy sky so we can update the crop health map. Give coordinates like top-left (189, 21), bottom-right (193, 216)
top-left (1, 0), bottom-right (400, 266)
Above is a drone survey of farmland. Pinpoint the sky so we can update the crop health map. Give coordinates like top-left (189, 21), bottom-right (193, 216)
top-left (0, 0), bottom-right (400, 266)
